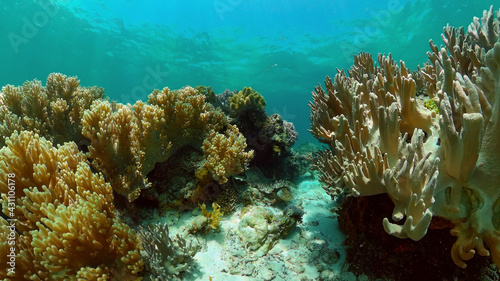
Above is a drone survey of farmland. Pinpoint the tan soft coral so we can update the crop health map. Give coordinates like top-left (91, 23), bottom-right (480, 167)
top-left (0, 73), bottom-right (104, 147)
top-left (82, 86), bottom-right (227, 201)
top-left (310, 52), bottom-right (439, 198)
top-left (444, 42), bottom-right (500, 269)
top-left (200, 124), bottom-right (254, 184)
top-left (310, 5), bottom-right (500, 269)
top-left (82, 100), bottom-right (150, 202)
top-left (0, 131), bottom-right (143, 280)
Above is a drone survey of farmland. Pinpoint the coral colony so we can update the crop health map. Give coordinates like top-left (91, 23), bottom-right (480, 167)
top-left (0, 5), bottom-right (499, 280)
top-left (310, 6), bottom-right (500, 269)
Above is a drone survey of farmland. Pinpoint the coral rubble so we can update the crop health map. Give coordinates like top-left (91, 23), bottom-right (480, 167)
top-left (310, 6), bottom-right (500, 269)
top-left (140, 223), bottom-right (200, 280)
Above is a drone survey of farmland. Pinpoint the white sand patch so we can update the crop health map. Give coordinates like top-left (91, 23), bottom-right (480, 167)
top-left (174, 178), bottom-right (358, 281)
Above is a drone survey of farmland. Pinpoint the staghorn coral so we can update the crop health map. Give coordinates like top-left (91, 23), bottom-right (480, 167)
top-left (82, 86), bottom-right (227, 201)
top-left (200, 124), bottom-right (254, 184)
top-left (0, 131), bottom-right (143, 280)
top-left (310, 6), bottom-right (500, 269)
top-left (0, 73), bottom-right (104, 147)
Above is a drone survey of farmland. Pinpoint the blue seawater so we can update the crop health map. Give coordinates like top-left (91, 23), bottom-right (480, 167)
top-left (0, 0), bottom-right (494, 144)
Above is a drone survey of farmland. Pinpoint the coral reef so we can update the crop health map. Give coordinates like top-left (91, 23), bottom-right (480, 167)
top-left (310, 6), bottom-right (500, 269)
top-left (0, 131), bottom-right (143, 280)
top-left (82, 86), bottom-right (228, 201)
top-left (167, 85), bottom-right (304, 214)
top-left (200, 124), bottom-right (254, 184)
top-left (140, 223), bottom-right (200, 280)
top-left (214, 88), bottom-right (237, 112)
top-left (250, 113), bottom-right (300, 180)
top-left (0, 49), bottom-right (300, 281)
top-left (263, 113), bottom-right (299, 155)
top-left (140, 145), bottom-right (208, 212)
top-left (0, 73), bottom-right (104, 147)
top-left (137, 122), bottom-right (252, 213)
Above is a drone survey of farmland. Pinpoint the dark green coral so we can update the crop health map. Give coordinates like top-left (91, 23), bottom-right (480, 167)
top-left (195, 85), bottom-right (216, 104)
top-left (423, 98), bottom-right (439, 114)
top-left (229, 87), bottom-right (266, 116)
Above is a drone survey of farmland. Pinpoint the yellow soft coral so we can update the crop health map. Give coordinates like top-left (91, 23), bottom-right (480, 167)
top-left (310, 5), bottom-right (500, 270)
top-left (200, 124), bottom-right (254, 184)
top-left (82, 86), bottom-right (227, 201)
top-left (0, 131), bottom-right (143, 280)
top-left (200, 202), bottom-right (223, 230)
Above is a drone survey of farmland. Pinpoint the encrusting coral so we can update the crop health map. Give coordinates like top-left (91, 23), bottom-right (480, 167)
top-left (0, 73), bottom-right (104, 147)
top-left (310, 6), bottom-right (500, 269)
top-left (0, 131), bottom-right (143, 280)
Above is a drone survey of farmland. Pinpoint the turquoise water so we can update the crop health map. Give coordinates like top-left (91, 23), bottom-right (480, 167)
top-left (0, 0), bottom-right (493, 143)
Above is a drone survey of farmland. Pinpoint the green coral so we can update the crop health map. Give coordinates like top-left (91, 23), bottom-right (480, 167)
top-left (422, 98), bottom-right (439, 114)
top-left (229, 87), bottom-right (266, 116)
top-left (194, 85), bottom-right (216, 104)
top-left (190, 202), bottom-right (223, 234)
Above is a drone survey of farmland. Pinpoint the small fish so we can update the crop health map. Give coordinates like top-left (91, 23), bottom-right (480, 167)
top-left (264, 64), bottom-right (278, 72)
